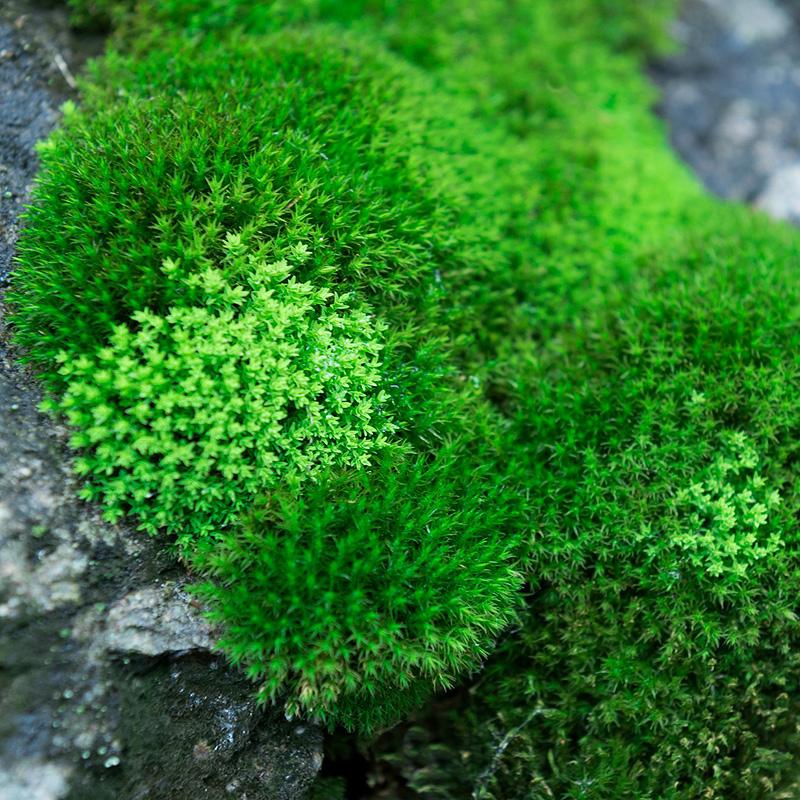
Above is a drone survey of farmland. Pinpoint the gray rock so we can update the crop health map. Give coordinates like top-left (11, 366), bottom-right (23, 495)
top-left (700, 0), bottom-right (791, 46)
top-left (652, 0), bottom-right (800, 203)
top-left (0, 0), bottom-right (102, 283)
top-left (0, 758), bottom-right (71, 800)
top-left (755, 161), bottom-right (800, 221)
top-left (0, 2), bottom-right (323, 798)
top-left (104, 583), bottom-right (218, 656)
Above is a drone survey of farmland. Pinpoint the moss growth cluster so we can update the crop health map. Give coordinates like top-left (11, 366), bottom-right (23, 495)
top-left (56, 259), bottom-right (392, 538)
top-left (12, 0), bottom-right (800, 797)
top-left (11, 25), bottom-right (527, 729)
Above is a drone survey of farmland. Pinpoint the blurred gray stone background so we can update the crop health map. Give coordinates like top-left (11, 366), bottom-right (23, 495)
top-left (653, 0), bottom-right (800, 221)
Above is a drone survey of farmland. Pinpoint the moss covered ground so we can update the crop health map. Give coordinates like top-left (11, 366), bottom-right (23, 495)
top-left (10, 0), bottom-right (800, 796)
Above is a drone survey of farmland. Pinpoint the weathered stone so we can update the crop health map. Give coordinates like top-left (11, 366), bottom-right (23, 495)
top-left (103, 583), bottom-right (218, 656)
top-left (755, 161), bottom-right (800, 221)
top-left (701, 0), bottom-right (791, 46)
top-left (652, 0), bottom-right (800, 204)
top-left (0, 758), bottom-right (71, 800)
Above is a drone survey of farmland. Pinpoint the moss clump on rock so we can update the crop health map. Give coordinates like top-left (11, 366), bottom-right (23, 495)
top-left (9, 27), bottom-right (528, 730)
top-left (196, 451), bottom-right (523, 731)
top-left (13, 0), bottom-right (800, 796)
top-left (54, 258), bottom-right (393, 538)
top-left (324, 2), bottom-right (800, 797)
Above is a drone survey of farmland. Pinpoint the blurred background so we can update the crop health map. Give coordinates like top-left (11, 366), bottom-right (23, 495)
top-left (654, 0), bottom-right (800, 220)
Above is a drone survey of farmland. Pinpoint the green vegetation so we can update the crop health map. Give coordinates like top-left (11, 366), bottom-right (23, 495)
top-left (463, 209), bottom-right (800, 799)
top-left (54, 259), bottom-right (392, 539)
top-left (11, 0), bottom-right (800, 797)
top-left (10, 28), bottom-right (527, 729)
top-left (66, 0), bottom-right (127, 28)
top-left (195, 451), bottom-right (522, 731)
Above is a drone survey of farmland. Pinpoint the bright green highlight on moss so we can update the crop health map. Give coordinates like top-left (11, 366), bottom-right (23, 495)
top-left (12, 0), bottom-right (800, 797)
top-left (673, 432), bottom-right (784, 579)
top-left (54, 254), bottom-right (392, 541)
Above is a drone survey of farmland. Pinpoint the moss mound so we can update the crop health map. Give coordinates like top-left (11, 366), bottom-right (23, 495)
top-left (12, 0), bottom-right (800, 796)
top-left (9, 27), bottom-right (528, 729)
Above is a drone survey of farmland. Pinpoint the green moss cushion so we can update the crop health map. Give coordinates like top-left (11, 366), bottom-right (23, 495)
top-left (9, 28), bottom-right (527, 729)
top-left (17, 1), bottom-right (800, 793)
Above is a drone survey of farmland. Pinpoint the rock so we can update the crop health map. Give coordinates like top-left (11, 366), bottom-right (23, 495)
top-left (755, 162), bottom-right (800, 221)
top-left (700, 0), bottom-right (791, 46)
top-left (0, 539), bottom-right (88, 620)
top-left (652, 0), bottom-right (800, 203)
top-left (0, 759), bottom-right (71, 800)
top-left (714, 98), bottom-right (759, 148)
top-left (0, 0), bottom-right (101, 283)
top-left (104, 583), bottom-right (217, 656)
top-left (65, 658), bottom-right (325, 800)
top-left (0, 2), bottom-right (323, 798)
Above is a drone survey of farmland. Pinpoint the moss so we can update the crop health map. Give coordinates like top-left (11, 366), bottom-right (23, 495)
top-left (54, 262), bottom-right (393, 539)
top-left (478, 209), bottom-right (800, 799)
top-left (9, 27), bottom-right (527, 729)
top-left (195, 452), bottom-right (522, 731)
top-left (13, 0), bottom-right (800, 795)
top-left (330, 2), bottom-right (800, 797)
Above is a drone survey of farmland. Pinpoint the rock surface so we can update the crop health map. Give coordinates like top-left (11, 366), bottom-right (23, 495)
top-left (0, 3), bottom-right (323, 799)
top-left (755, 161), bottom-right (800, 221)
top-left (652, 0), bottom-right (800, 216)
top-left (103, 583), bottom-right (218, 657)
